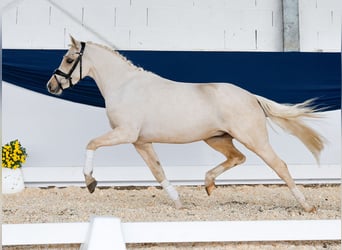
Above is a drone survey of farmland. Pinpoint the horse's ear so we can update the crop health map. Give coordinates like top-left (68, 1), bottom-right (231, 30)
top-left (69, 34), bottom-right (80, 49)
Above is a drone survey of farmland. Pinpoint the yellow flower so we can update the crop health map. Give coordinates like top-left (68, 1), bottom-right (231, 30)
top-left (2, 139), bottom-right (28, 169)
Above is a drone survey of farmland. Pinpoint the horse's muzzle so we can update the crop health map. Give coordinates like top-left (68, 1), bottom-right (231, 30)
top-left (47, 77), bottom-right (63, 95)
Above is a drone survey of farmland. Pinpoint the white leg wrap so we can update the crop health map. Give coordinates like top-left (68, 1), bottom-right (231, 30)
top-left (84, 149), bottom-right (94, 175)
top-left (161, 180), bottom-right (179, 201)
top-left (291, 187), bottom-right (306, 203)
top-left (291, 187), bottom-right (315, 212)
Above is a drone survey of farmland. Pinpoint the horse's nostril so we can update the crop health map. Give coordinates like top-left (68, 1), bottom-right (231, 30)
top-left (47, 82), bottom-right (57, 93)
top-left (47, 83), bottom-right (52, 91)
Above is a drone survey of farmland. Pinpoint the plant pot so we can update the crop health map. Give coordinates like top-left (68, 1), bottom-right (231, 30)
top-left (2, 167), bottom-right (25, 194)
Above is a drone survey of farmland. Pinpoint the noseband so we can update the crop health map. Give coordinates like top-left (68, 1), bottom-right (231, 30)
top-left (53, 41), bottom-right (86, 90)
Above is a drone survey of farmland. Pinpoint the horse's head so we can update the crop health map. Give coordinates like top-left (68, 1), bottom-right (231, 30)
top-left (47, 36), bottom-right (88, 95)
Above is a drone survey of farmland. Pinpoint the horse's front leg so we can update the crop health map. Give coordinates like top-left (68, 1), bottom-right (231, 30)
top-left (84, 149), bottom-right (97, 193)
top-left (134, 142), bottom-right (183, 209)
top-left (83, 127), bottom-right (138, 193)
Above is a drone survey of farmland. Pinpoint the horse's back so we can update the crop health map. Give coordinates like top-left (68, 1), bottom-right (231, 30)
top-left (133, 75), bottom-right (262, 143)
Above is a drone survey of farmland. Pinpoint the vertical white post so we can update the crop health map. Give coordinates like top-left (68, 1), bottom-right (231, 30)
top-left (81, 217), bottom-right (126, 250)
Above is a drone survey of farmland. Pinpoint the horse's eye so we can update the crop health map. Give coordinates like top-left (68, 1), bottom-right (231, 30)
top-left (66, 58), bottom-right (74, 64)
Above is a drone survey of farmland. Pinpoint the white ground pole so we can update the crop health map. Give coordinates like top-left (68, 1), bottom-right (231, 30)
top-left (2, 218), bottom-right (341, 249)
top-left (80, 217), bottom-right (126, 250)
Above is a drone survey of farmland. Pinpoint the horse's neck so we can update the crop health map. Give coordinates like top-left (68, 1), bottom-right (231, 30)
top-left (86, 44), bottom-right (137, 98)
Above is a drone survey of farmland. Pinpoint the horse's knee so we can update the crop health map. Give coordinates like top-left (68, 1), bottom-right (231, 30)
top-left (86, 140), bottom-right (97, 151)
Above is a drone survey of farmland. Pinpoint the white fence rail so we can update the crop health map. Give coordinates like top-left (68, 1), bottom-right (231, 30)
top-left (22, 165), bottom-right (341, 187)
top-left (3, 218), bottom-right (341, 250)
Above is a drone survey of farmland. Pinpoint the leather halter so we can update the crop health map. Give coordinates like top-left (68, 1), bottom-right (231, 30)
top-left (53, 41), bottom-right (86, 90)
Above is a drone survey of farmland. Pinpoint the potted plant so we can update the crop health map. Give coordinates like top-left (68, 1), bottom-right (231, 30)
top-left (2, 139), bottom-right (28, 194)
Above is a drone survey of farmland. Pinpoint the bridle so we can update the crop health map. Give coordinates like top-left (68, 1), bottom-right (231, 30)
top-left (53, 41), bottom-right (86, 90)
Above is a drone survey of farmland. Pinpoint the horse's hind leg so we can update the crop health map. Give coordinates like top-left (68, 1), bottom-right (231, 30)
top-left (233, 117), bottom-right (316, 212)
top-left (249, 142), bottom-right (316, 212)
top-left (134, 142), bottom-right (182, 209)
top-left (204, 134), bottom-right (246, 195)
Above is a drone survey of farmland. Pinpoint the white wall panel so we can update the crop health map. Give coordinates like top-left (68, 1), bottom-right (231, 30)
top-left (145, 8), bottom-right (175, 29)
top-left (48, 1), bottom-right (83, 27)
top-left (240, 10), bottom-right (273, 30)
top-left (224, 0), bottom-right (257, 10)
top-left (80, 4), bottom-right (117, 28)
top-left (225, 28), bottom-right (256, 51)
top-left (317, 0), bottom-right (341, 9)
top-left (3, 24), bottom-right (65, 48)
top-left (16, 0), bottom-right (50, 26)
top-left (299, 0), bottom-right (341, 51)
top-left (253, 0), bottom-right (281, 9)
top-left (224, 10), bottom-right (242, 28)
top-left (2, 0), bottom-right (285, 51)
top-left (147, 7), bottom-right (225, 30)
top-left (256, 29), bottom-right (281, 51)
top-left (3, 0), bottom-right (340, 51)
top-left (317, 28), bottom-right (340, 51)
top-left (131, 0), bottom-right (194, 8)
top-left (1, 5), bottom-right (17, 25)
top-left (130, 28), bottom-right (225, 50)
top-left (116, 7), bottom-right (147, 28)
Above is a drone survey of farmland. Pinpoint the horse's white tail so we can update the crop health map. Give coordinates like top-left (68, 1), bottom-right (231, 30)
top-left (255, 95), bottom-right (325, 163)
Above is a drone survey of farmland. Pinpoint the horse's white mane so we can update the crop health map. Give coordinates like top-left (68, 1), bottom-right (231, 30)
top-left (87, 41), bottom-right (144, 71)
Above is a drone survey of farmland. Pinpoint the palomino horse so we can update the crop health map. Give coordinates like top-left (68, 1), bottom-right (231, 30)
top-left (47, 36), bottom-right (324, 212)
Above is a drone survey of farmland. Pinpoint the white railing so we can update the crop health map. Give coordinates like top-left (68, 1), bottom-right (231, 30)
top-left (22, 165), bottom-right (341, 187)
top-left (3, 218), bottom-right (341, 250)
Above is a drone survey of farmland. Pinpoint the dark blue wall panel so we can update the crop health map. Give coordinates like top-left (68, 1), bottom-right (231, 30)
top-left (3, 49), bottom-right (341, 110)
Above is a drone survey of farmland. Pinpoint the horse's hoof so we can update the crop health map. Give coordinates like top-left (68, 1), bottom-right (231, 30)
top-left (306, 206), bottom-right (317, 213)
top-left (205, 184), bottom-right (216, 196)
top-left (174, 199), bottom-right (183, 209)
top-left (87, 180), bottom-right (97, 193)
